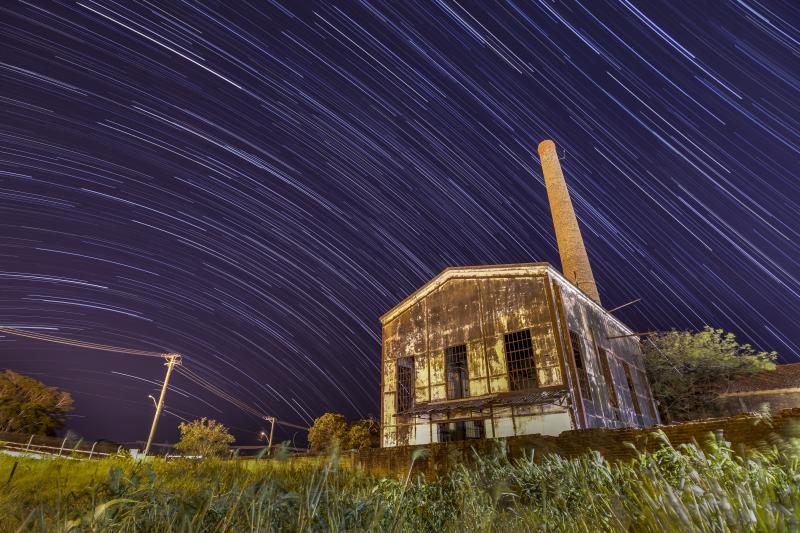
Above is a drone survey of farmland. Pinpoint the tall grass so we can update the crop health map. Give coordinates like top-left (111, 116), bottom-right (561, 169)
top-left (2, 433), bottom-right (799, 532)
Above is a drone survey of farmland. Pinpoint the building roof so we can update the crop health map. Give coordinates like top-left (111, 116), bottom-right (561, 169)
top-left (398, 388), bottom-right (569, 417)
top-left (723, 363), bottom-right (800, 394)
top-left (380, 262), bottom-right (634, 334)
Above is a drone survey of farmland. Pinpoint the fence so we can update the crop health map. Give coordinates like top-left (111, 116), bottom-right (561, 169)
top-left (0, 432), bottom-right (123, 460)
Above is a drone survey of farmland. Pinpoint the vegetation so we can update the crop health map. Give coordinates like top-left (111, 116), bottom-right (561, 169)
top-left (308, 412), bottom-right (348, 452)
top-left (1, 433), bottom-right (799, 532)
top-left (308, 412), bottom-right (378, 451)
top-left (346, 417), bottom-right (380, 449)
top-left (174, 417), bottom-right (235, 458)
top-left (642, 327), bottom-right (777, 422)
top-left (0, 369), bottom-right (74, 435)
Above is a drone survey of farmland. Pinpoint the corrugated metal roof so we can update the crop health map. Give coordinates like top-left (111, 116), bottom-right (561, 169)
top-left (398, 388), bottom-right (569, 416)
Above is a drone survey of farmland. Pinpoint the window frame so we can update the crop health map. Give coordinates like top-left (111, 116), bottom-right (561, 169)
top-left (396, 356), bottom-right (415, 413)
top-left (503, 329), bottom-right (539, 391)
top-left (445, 344), bottom-right (469, 400)
top-left (569, 330), bottom-right (591, 401)
top-left (623, 362), bottom-right (643, 422)
top-left (597, 347), bottom-right (620, 420)
top-left (437, 419), bottom-right (485, 442)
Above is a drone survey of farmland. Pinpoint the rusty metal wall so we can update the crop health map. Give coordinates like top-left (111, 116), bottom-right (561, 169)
top-left (380, 266), bottom-right (659, 447)
top-left (554, 278), bottom-right (660, 428)
top-left (382, 269), bottom-right (569, 447)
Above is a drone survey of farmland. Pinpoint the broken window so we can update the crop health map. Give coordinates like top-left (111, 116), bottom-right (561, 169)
top-left (437, 420), bottom-right (485, 442)
top-left (623, 362), bottom-right (642, 422)
top-left (445, 344), bottom-right (469, 400)
top-left (598, 348), bottom-right (620, 420)
top-left (504, 329), bottom-right (538, 391)
top-left (396, 357), bottom-right (415, 413)
top-left (569, 331), bottom-right (591, 400)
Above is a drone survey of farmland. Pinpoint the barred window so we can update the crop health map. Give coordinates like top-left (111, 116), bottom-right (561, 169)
top-left (504, 329), bottom-right (537, 391)
top-left (598, 348), bottom-right (620, 419)
top-left (396, 357), bottom-right (415, 413)
top-left (445, 344), bottom-right (469, 400)
top-left (569, 331), bottom-right (591, 400)
top-left (438, 420), bottom-right (485, 442)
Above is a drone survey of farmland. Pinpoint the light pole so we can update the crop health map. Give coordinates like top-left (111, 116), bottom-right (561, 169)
top-left (262, 416), bottom-right (276, 455)
top-left (143, 353), bottom-right (181, 457)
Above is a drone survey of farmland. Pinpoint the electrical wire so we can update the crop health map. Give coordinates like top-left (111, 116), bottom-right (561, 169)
top-left (0, 327), bottom-right (168, 358)
top-left (0, 326), bottom-right (308, 431)
top-left (177, 366), bottom-right (308, 431)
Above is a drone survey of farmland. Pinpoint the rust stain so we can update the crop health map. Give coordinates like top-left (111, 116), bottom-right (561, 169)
top-left (380, 265), bottom-right (658, 447)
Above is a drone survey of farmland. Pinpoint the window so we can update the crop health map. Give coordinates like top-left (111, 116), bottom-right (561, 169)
top-left (569, 331), bottom-right (591, 400)
top-left (504, 330), bottom-right (538, 390)
top-left (396, 357), bottom-right (415, 413)
top-left (438, 420), bottom-right (485, 442)
top-left (623, 362), bottom-right (642, 421)
top-left (637, 369), bottom-right (655, 420)
top-left (445, 344), bottom-right (469, 400)
top-left (598, 348), bottom-right (620, 419)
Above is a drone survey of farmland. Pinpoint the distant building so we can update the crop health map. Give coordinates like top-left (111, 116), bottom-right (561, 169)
top-left (379, 141), bottom-right (660, 448)
top-left (716, 363), bottom-right (800, 416)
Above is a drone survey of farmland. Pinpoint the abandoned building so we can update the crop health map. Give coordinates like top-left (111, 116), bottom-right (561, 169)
top-left (716, 363), bottom-right (800, 416)
top-left (379, 140), bottom-right (660, 447)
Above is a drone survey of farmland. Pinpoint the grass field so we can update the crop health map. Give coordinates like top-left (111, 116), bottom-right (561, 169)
top-left (2, 432), bottom-right (799, 532)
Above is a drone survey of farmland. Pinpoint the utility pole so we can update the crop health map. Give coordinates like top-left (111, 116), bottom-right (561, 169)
top-left (143, 353), bottom-right (181, 457)
top-left (263, 415), bottom-right (276, 455)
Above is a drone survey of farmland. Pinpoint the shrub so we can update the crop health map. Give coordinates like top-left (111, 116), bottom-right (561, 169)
top-left (174, 417), bottom-right (235, 458)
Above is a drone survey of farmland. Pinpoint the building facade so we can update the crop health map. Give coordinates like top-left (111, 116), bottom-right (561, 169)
top-left (716, 363), bottom-right (800, 416)
top-left (380, 263), bottom-right (660, 447)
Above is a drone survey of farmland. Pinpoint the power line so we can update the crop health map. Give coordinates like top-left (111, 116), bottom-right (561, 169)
top-left (0, 327), bottom-right (166, 358)
top-left (0, 326), bottom-right (308, 432)
top-left (177, 366), bottom-right (308, 431)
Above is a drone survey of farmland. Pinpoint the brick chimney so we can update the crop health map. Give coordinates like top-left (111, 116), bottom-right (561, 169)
top-left (537, 140), bottom-right (601, 305)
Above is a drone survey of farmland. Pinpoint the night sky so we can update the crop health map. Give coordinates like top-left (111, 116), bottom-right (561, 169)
top-left (1, 1), bottom-right (798, 446)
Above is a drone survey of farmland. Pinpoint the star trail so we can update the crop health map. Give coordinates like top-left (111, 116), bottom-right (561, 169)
top-left (0, 1), bottom-right (798, 444)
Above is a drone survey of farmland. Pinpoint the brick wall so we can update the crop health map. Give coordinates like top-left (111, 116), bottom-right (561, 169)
top-left (355, 408), bottom-right (800, 478)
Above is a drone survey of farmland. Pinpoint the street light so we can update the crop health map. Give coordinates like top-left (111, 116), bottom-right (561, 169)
top-left (148, 395), bottom-right (157, 409)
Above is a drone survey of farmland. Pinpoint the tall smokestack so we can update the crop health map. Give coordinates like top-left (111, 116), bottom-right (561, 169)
top-left (537, 140), bottom-right (601, 305)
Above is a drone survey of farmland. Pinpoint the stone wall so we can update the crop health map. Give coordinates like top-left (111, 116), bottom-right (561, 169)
top-left (355, 408), bottom-right (800, 478)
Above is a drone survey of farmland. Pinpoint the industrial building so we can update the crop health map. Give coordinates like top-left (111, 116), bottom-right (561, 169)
top-left (716, 363), bottom-right (800, 416)
top-left (379, 140), bottom-right (660, 447)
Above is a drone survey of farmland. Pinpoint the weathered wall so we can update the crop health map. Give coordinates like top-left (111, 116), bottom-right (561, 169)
top-left (359, 408), bottom-right (800, 479)
top-left (381, 269), bottom-right (568, 447)
top-left (554, 278), bottom-right (658, 429)
top-left (717, 391), bottom-right (800, 416)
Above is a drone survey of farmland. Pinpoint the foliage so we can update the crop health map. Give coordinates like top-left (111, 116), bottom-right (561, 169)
top-left (642, 326), bottom-right (777, 422)
top-left (307, 412), bottom-right (349, 452)
top-left (0, 369), bottom-right (73, 435)
top-left (174, 417), bottom-right (235, 458)
top-left (309, 413), bottom-right (380, 451)
top-left (345, 418), bottom-right (379, 450)
top-left (2, 433), bottom-right (800, 532)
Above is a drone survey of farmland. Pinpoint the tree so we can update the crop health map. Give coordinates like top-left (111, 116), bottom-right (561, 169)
top-left (345, 418), bottom-right (379, 450)
top-left (175, 417), bottom-right (235, 458)
top-left (0, 370), bottom-right (73, 435)
top-left (642, 327), bottom-right (776, 422)
top-left (308, 412), bottom-right (348, 452)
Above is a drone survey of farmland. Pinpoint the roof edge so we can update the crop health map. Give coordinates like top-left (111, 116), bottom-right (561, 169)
top-left (379, 262), bottom-right (635, 335)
